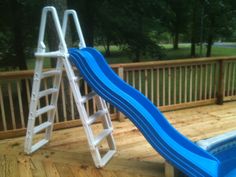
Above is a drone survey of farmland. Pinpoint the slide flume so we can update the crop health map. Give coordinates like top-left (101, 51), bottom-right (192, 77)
top-left (69, 48), bottom-right (220, 176)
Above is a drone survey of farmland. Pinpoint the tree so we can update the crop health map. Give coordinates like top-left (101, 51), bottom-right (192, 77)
top-left (189, 0), bottom-right (202, 57)
top-left (94, 0), bottom-right (120, 56)
top-left (94, 0), bottom-right (164, 62)
top-left (69, 0), bottom-right (104, 47)
top-left (0, 0), bottom-right (42, 70)
top-left (203, 0), bottom-right (236, 57)
top-left (160, 0), bottom-right (190, 50)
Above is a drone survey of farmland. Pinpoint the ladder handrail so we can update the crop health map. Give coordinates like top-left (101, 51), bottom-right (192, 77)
top-left (37, 6), bottom-right (67, 53)
top-left (62, 10), bottom-right (86, 48)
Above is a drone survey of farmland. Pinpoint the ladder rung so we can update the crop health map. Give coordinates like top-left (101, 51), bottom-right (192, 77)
top-left (31, 139), bottom-right (49, 153)
top-left (100, 150), bottom-right (116, 167)
top-left (87, 110), bottom-right (108, 125)
top-left (94, 128), bottom-right (113, 146)
top-left (36, 105), bottom-right (55, 117)
top-left (33, 121), bottom-right (52, 134)
top-left (41, 70), bottom-right (61, 79)
top-left (38, 88), bottom-right (58, 98)
top-left (81, 91), bottom-right (96, 103)
top-left (35, 51), bottom-right (69, 58)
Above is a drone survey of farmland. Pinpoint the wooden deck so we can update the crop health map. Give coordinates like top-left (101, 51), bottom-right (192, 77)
top-left (1, 101), bottom-right (236, 177)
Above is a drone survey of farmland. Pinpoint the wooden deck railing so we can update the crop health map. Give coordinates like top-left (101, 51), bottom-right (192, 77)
top-left (1, 56), bottom-right (236, 139)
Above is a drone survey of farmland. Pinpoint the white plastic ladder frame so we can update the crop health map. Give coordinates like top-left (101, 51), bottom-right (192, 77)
top-left (61, 9), bottom-right (116, 167)
top-left (24, 6), bottom-right (116, 168)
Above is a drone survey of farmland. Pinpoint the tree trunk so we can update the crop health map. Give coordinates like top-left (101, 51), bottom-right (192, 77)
top-left (12, 24), bottom-right (27, 70)
top-left (206, 17), bottom-right (215, 57)
top-left (10, 0), bottom-right (27, 70)
top-left (173, 32), bottom-right (179, 50)
top-left (83, 0), bottom-right (94, 47)
top-left (191, 40), bottom-right (196, 57)
top-left (105, 39), bottom-right (111, 57)
top-left (84, 22), bottom-right (94, 47)
top-left (206, 33), bottom-right (213, 57)
top-left (133, 48), bottom-right (140, 62)
top-left (10, 0), bottom-right (28, 105)
top-left (190, 25), bottom-right (196, 57)
top-left (191, 2), bottom-right (197, 57)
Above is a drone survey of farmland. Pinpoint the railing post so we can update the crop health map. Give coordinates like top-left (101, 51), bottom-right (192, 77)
top-left (165, 161), bottom-right (184, 177)
top-left (217, 60), bottom-right (224, 105)
top-left (117, 67), bottom-right (125, 122)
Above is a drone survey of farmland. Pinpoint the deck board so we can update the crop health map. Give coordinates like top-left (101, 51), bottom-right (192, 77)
top-left (0, 155), bottom-right (6, 177)
top-left (1, 101), bottom-right (236, 177)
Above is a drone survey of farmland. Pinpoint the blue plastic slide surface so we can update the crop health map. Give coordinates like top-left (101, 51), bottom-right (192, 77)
top-left (69, 48), bottom-right (221, 176)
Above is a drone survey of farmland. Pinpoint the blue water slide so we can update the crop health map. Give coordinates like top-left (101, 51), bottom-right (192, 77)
top-left (69, 47), bottom-right (221, 176)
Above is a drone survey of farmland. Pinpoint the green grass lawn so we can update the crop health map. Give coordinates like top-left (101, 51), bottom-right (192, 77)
top-left (211, 46), bottom-right (236, 56)
top-left (161, 43), bottom-right (236, 59)
top-left (95, 44), bottom-right (236, 62)
top-left (26, 43), bottom-right (236, 69)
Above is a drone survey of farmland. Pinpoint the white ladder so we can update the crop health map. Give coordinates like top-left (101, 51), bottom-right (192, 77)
top-left (24, 6), bottom-right (116, 168)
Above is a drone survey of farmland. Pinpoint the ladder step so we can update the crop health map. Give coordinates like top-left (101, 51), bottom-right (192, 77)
top-left (36, 105), bottom-right (56, 117)
top-left (99, 150), bottom-right (116, 167)
top-left (31, 139), bottom-right (49, 153)
top-left (87, 110), bottom-right (108, 125)
top-left (33, 122), bottom-right (52, 134)
top-left (38, 88), bottom-right (58, 98)
top-left (81, 91), bottom-right (97, 103)
top-left (41, 70), bottom-right (61, 79)
top-left (94, 128), bottom-right (113, 146)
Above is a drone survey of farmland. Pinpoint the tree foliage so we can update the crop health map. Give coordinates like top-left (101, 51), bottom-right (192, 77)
top-left (203, 0), bottom-right (236, 56)
top-left (160, 0), bottom-right (190, 49)
top-left (0, 0), bottom-right (42, 70)
top-left (1, 0), bottom-right (236, 70)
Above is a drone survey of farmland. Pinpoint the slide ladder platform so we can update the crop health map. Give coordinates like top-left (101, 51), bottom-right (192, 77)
top-left (24, 6), bottom-right (116, 168)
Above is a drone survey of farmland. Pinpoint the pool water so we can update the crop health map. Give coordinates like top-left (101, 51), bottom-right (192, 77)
top-left (214, 145), bottom-right (236, 176)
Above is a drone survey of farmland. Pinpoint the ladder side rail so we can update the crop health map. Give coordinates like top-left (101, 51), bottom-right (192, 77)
top-left (62, 8), bottom-right (104, 157)
top-left (62, 10), bottom-right (86, 48)
top-left (24, 58), bottom-right (44, 153)
top-left (95, 97), bottom-right (116, 151)
top-left (95, 96), bottom-right (112, 130)
top-left (63, 57), bottom-right (102, 166)
top-left (99, 97), bottom-right (113, 128)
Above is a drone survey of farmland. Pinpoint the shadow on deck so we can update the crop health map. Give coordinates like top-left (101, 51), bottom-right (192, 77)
top-left (1, 101), bottom-right (236, 177)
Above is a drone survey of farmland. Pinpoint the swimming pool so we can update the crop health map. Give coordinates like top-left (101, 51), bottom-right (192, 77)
top-left (198, 130), bottom-right (236, 176)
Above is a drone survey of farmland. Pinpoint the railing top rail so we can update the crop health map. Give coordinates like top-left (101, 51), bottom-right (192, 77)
top-left (0, 70), bottom-right (34, 79)
top-left (111, 56), bottom-right (236, 69)
top-left (1, 56), bottom-right (236, 79)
